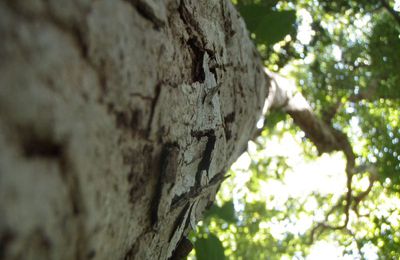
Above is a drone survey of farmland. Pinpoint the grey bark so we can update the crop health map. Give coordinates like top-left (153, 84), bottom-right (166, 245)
top-left (0, 0), bottom-right (268, 259)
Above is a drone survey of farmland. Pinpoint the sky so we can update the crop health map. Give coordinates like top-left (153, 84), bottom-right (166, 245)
top-left (229, 128), bottom-right (384, 259)
top-left (231, 129), bottom-right (356, 259)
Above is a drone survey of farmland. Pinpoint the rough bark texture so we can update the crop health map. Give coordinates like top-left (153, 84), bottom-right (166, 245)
top-left (0, 0), bottom-right (268, 259)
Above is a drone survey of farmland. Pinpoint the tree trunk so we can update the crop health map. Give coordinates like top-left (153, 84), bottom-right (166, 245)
top-left (0, 0), bottom-right (268, 259)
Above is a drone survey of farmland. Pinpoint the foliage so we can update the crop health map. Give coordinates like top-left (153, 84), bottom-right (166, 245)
top-left (237, 4), bottom-right (296, 46)
top-left (191, 0), bottom-right (400, 259)
top-left (194, 233), bottom-right (226, 260)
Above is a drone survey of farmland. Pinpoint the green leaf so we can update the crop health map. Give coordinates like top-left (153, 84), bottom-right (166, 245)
top-left (204, 201), bottom-right (237, 223)
top-left (218, 201), bottom-right (237, 223)
top-left (265, 111), bottom-right (287, 130)
top-left (195, 233), bottom-right (226, 260)
top-left (238, 4), bottom-right (296, 45)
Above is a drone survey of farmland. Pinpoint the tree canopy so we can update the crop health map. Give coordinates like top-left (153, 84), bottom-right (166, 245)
top-left (190, 0), bottom-right (400, 259)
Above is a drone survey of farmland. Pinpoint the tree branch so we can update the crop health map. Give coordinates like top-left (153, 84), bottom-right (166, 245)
top-left (264, 70), bottom-right (351, 155)
top-left (263, 70), bottom-right (381, 245)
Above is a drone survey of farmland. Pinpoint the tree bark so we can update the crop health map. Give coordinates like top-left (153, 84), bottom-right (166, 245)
top-left (0, 0), bottom-right (268, 259)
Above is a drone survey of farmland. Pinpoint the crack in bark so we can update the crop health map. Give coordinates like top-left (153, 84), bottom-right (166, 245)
top-left (168, 203), bottom-right (190, 242)
top-left (193, 131), bottom-right (216, 186)
top-left (178, 0), bottom-right (206, 45)
top-left (170, 171), bottom-right (227, 211)
top-left (168, 236), bottom-right (193, 260)
top-left (178, 0), bottom-right (217, 84)
top-left (151, 142), bottom-right (180, 226)
top-left (220, 0), bottom-right (236, 43)
top-left (223, 112), bottom-right (235, 140)
top-left (186, 37), bottom-right (206, 83)
top-left (167, 130), bottom-right (219, 213)
top-left (147, 82), bottom-right (162, 137)
top-left (124, 0), bottom-right (165, 29)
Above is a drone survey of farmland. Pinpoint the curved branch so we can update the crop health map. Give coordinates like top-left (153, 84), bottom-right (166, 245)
top-left (263, 70), bottom-right (371, 245)
top-left (264, 70), bottom-right (353, 155)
